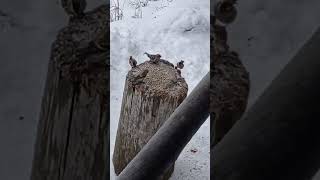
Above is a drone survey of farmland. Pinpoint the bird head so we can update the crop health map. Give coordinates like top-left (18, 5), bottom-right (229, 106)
top-left (214, 0), bottom-right (237, 24)
top-left (156, 54), bottom-right (161, 58)
top-left (62, 0), bottom-right (87, 18)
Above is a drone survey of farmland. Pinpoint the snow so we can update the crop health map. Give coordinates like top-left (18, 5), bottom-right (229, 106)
top-left (1, 0), bottom-right (320, 179)
top-left (110, 0), bottom-right (210, 179)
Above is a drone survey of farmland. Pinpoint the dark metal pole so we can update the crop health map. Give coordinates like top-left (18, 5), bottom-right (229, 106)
top-left (212, 27), bottom-right (320, 179)
top-left (117, 72), bottom-right (210, 180)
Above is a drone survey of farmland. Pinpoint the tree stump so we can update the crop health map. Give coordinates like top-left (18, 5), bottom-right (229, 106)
top-left (31, 4), bottom-right (109, 180)
top-left (211, 6), bottom-right (250, 147)
top-left (113, 60), bottom-right (188, 180)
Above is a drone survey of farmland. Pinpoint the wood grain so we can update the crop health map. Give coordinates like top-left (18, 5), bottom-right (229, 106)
top-left (113, 60), bottom-right (188, 180)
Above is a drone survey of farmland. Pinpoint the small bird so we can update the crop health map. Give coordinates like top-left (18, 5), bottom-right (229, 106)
top-left (129, 56), bottom-right (137, 68)
top-left (61, 0), bottom-right (87, 18)
top-left (176, 69), bottom-right (181, 76)
top-left (176, 60), bottom-right (184, 69)
top-left (144, 52), bottom-right (161, 64)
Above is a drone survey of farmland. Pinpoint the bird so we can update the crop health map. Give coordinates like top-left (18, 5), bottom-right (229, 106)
top-left (176, 60), bottom-right (184, 69)
top-left (144, 52), bottom-right (161, 64)
top-left (213, 16), bottom-right (229, 55)
top-left (61, 0), bottom-right (87, 18)
top-left (129, 56), bottom-right (137, 68)
top-left (214, 0), bottom-right (237, 25)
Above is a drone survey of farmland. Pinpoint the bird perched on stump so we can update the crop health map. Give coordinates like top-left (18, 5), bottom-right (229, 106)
top-left (175, 60), bottom-right (184, 69)
top-left (61, 0), bottom-right (87, 18)
top-left (144, 52), bottom-right (161, 64)
top-left (129, 56), bottom-right (137, 68)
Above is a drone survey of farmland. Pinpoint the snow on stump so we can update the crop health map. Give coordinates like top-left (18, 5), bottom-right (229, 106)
top-left (113, 59), bottom-right (188, 179)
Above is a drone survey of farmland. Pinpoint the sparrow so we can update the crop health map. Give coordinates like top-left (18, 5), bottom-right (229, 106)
top-left (176, 60), bottom-right (184, 69)
top-left (129, 56), bottom-right (137, 68)
top-left (144, 52), bottom-right (161, 64)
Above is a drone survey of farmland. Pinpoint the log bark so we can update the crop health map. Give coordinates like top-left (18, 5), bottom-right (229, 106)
top-left (113, 60), bottom-right (188, 179)
top-left (211, 26), bottom-right (320, 180)
top-left (31, 5), bottom-right (109, 180)
top-left (211, 0), bottom-right (251, 147)
top-left (117, 72), bottom-right (210, 180)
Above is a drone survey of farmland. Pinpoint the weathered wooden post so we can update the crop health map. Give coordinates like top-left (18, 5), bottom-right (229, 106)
top-left (31, 3), bottom-right (109, 180)
top-left (211, 0), bottom-right (250, 147)
top-left (118, 72), bottom-right (210, 180)
top-left (113, 60), bottom-right (188, 179)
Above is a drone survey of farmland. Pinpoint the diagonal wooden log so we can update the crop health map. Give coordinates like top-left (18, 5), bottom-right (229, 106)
top-left (117, 72), bottom-right (210, 180)
top-left (211, 26), bottom-right (320, 180)
top-left (30, 4), bottom-right (109, 180)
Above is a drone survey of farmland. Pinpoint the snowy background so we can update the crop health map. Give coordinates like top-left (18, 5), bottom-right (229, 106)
top-left (110, 0), bottom-right (210, 179)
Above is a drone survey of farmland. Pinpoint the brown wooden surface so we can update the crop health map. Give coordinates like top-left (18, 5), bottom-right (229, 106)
top-left (211, 1), bottom-right (250, 147)
top-left (113, 60), bottom-right (188, 180)
top-left (31, 4), bottom-right (109, 180)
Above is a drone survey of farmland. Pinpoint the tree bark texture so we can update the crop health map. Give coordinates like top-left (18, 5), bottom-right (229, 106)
top-left (113, 60), bottom-right (188, 180)
top-left (31, 5), bottom-right (109, 180)
top-left (117, 72), bottom-right (210, 180)
top-left (211, 10), bottom-right (250, 147)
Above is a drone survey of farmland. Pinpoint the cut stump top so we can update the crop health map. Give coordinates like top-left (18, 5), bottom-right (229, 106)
top-left (127, 59), bottom-right (188, 100)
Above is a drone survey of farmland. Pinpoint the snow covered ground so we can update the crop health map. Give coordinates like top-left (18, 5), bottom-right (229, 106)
top-left (110, 0), bottom-right (210, 179)
top-left (2, 0), bottom-right (320, 179)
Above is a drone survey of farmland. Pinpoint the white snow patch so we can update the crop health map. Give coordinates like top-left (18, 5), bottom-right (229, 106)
top-left (110, 0), bottom-right (210, 179)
